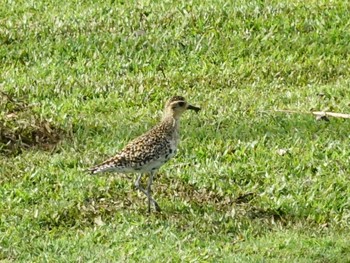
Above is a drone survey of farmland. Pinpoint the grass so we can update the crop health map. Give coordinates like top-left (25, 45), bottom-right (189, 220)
top-left (1, 0), bottom-right (350, 261)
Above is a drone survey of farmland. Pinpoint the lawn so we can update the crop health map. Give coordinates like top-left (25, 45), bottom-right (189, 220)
top-left (1, 0), bottom-right (350, 261)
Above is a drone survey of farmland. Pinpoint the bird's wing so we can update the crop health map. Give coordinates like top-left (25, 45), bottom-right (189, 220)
top-left (88, 131), bottom-right (170, 174)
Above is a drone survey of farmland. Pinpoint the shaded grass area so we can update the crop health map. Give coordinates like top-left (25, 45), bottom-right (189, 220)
top-left (1, 0), bottom-right (350, 261)
top-left (0, 92), bottom-right (65, 155)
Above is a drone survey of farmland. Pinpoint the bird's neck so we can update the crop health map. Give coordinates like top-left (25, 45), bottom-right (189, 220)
top-left (162, 114), bottom-right (180, 131)
top-left (162, 109), bottom-right (181, 121)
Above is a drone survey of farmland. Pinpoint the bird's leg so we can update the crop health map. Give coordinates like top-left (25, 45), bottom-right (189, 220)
top-left (147, 174), bottom-right (151, 213)
top-left (134, 174), bottom-right (144, 192)
top-left (147, 171), bottom-right (161, 212)
top-left (135, 174), bottom-right (148, 198)
top-left (134, 173), bottom-right (160, 212)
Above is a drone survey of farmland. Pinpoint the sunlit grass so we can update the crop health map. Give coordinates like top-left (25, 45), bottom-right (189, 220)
top-left (1, 0), bottom-right (350, 261)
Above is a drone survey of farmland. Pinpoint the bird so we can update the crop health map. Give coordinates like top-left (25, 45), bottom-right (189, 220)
top-left (88, 96), bottom-right (200, 213)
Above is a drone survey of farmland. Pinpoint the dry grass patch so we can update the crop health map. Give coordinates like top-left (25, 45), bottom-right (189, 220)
top-left (0, 92), bottom-right (64, 155)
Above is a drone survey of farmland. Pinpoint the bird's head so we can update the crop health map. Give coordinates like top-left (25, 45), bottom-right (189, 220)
top-left (164, 96), bottom-right (200, 119)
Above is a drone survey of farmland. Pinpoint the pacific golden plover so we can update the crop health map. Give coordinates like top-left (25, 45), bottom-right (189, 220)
top-left (88, 96), bottom-right (200, 212)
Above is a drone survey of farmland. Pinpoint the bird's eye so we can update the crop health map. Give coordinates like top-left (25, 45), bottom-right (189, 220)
top-left (178, 101), bottom-right (185, 107)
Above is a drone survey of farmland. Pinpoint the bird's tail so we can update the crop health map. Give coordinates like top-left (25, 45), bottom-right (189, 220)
top-left (86, 166), bottom-right (100, 175)
top-left (87, 155), bottom-right (126, 175)
top-left (86, 163), bottom-right (113, 175)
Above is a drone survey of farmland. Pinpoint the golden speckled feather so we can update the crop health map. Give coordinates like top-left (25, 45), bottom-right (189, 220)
top-left (89, 117), bottom-right (177, 174)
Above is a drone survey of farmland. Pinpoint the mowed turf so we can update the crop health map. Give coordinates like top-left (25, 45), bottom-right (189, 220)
top-left (1, 0), bottom-right (350, 261)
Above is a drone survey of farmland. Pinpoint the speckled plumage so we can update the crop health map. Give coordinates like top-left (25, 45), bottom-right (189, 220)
top-left (88, 96), bottom-right (200, 212)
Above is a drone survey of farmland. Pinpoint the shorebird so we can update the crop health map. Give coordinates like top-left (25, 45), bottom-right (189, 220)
top-left (88, 96), bottom-right (200, 213)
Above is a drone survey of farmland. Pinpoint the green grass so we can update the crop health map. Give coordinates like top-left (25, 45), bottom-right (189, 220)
top-left (1, 0), bottom-right (350, 261)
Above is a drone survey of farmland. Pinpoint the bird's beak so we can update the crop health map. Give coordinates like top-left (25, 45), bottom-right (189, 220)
top-left (187, 104), bottom-right (201, 113)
